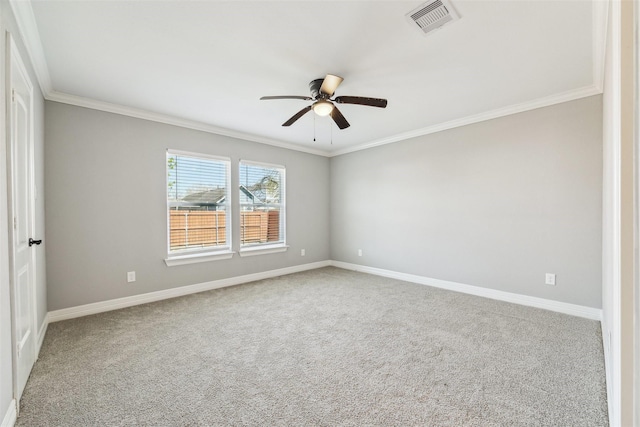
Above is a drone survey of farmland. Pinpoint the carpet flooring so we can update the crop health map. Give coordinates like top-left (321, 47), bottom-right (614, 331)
top-left (16, 267), bottom-right (608, 426)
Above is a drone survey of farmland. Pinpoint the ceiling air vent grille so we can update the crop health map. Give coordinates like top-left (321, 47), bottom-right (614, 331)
top-left (406, 0), bottom-right (460, 36)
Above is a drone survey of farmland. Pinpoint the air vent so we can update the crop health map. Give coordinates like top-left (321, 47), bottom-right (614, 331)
top-left (406, 0), bottom-right (460, 36)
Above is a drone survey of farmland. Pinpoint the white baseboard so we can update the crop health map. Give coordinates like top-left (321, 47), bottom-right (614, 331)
top-left (48, 259), bottom-right (602, 323)
top-left (48, 261), bottom-right (331, 322)
top-left (1, 400), bottom-right (16, 427)
top-left (330, 261), bottom-right (603, 321)
top-left (36, 314), bottom-right (49, 357)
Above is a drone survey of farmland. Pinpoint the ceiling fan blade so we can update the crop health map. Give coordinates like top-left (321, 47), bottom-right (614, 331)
top-left (319, 74), bottom-right (344, 96)
top-left (334, 96), bottom-right (387, 108)
top-left (261, 95), bottom-right (313, 101)
top-left (282, 105), bottom-right (313, 126)
top-left (330, 106), bottom-right (350, 129)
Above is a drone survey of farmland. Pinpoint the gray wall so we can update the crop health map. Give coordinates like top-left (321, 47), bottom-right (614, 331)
top-left (330, 95), bottom-right (603, 308)
top-left (0, 1), bottom-right (47, 418)
top-left (44, 102), bottom-right (330, 311)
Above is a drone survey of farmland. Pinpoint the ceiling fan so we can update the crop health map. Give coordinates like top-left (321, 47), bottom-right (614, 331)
top-left (260, 74), bottom-right (387, 130)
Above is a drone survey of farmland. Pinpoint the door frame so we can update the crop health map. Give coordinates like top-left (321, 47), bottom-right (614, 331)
top-left (634, 0), bottom-right (640, 423)
top-left (5, 32), bottom-right (37, 410)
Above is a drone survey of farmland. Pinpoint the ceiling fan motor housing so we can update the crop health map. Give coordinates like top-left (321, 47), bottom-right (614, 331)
top-left (260, 74), bottom-right (387, 130)
top-left (309, 78), bottom-right (327, 99)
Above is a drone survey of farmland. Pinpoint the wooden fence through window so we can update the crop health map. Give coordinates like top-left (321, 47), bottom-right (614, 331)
top-left (169, 210), bottom-right (280, 250)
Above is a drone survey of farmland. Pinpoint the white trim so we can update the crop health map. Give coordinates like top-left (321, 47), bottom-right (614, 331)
top-left (330, 261), bottom-right (603, 321)
top-left (48, 260), bottom-right (331, 322)
top-left (167, 149), bottom-right (230, 163)
top-left (634, 0), bottom-right (640, 422)
top-left (0, 400), bottom-right (16, 427)
top-left (164, 250), bottom-right (235, 267)
top-left (239, 159), bottom-right (285, 170)
top-left (603, 0), bottom-right (622, 425)
top-left (35, 313), bottom-right (48, 357)
top-left (7, 0), bottom-right (51, 96)
top-left (45, 91), bottom-right (332, 157)
top-left (47, 85), bottom-right (604, 160)
top-left (238, 244), bottom-right (288, 257)
top-left (9, 0), bottom-right (609, 159)
top-left (47, 85), bottom-right (603, 159)
top-left (46, 260), bottom-right (606, 323)
top-left (329, 85), bottom-right (602, 157)
top-left (239, 160), bottom-right (286, 250)
top-left (166, 151), bottom-right (232, 258)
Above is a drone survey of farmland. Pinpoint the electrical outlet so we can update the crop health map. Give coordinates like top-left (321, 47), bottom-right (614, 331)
top-left (301, 249), bottom-right (305, 256)
top-left (545, 273), bottom-right (556, 286)
top-left (127, 271), bottom-right (136, 283)
top-left (358, 249), bottom-right (362, 257)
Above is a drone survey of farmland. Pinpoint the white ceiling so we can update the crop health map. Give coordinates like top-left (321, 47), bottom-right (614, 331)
top-left (20, 1), bottom-right (604, 156)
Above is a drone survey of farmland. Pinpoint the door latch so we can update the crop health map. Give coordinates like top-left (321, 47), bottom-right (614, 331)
top-left (28, 238), bottom-right (42, 247)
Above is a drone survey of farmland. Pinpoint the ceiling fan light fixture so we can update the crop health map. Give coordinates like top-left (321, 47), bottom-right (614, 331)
top-left (260, 75), bottom-right (386, 130)
top-left (313, 100), bottom-right (334, 117)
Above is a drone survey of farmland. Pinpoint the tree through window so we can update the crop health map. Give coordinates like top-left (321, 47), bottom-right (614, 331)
top-left (239, 161), bottom-right (285, 247)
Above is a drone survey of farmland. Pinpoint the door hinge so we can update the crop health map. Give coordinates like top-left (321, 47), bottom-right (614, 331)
top-left (11, 89), bottom-right (15, 102)
top-left (13, 217), bottom-right (17, 230)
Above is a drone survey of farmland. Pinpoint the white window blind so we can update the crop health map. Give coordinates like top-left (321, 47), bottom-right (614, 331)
top-left (239, 161), bottom-right (285, 247)
top-left (167, 150), bottom-right (231, 254)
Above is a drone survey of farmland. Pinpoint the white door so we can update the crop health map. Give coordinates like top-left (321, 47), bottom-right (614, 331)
top-left (7, 36), bottom-right (37, 403)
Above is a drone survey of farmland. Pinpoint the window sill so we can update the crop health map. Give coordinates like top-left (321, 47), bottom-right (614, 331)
top-left (238, 244), bottom-right (289, 257)
top-left (164, 250), bottom-right (235, 267)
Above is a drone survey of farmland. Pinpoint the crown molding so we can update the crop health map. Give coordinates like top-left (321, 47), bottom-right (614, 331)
top-left (12, 0), bottom-right (609, 159)
top-left (328, 84), bottom-right (602, 157)
top-left (46, 84), bottom-right (601, 159)
top-left (46, 91), bottom-right (332, 157)
top-left (8, 0), bottom-right (52, 95)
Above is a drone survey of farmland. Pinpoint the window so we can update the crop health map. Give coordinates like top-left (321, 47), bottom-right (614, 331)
top-left (239, 160), bottom-right (286, 253)
top-left (166, 150), bottom-right (231, 263)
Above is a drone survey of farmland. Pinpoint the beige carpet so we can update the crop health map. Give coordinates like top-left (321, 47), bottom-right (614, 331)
top-left (17, 267), bottom-right (608, 426)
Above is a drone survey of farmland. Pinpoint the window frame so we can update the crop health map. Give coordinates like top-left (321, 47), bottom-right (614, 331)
top-left (164, 149), bottom-right (234, 266)
top-left (238, 159), bottom-right (288, 257)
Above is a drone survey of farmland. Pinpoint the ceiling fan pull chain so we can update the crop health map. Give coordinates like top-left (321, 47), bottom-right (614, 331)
top-left (313, 114), bottom-right (316, 142)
